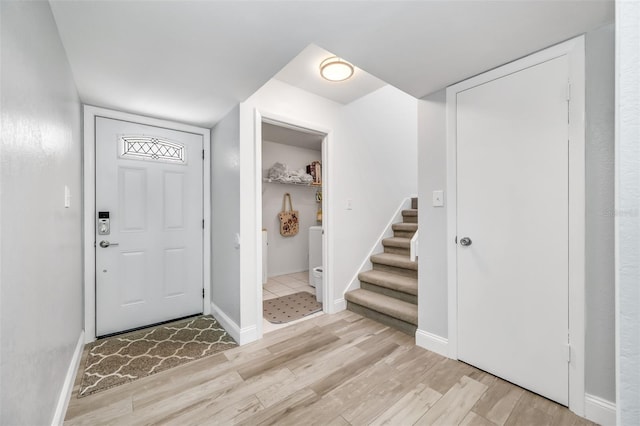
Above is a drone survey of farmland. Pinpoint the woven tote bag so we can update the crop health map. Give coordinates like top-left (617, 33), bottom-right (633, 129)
top-left (278, 193), bottom-right (299, 237)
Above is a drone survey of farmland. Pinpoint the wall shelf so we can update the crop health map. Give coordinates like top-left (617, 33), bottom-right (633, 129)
top-left (263, 178), bottom-right (321, 188)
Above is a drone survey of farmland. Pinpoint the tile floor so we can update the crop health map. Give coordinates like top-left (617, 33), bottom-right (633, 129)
top-left (262, 271), bottom-right (323, 334)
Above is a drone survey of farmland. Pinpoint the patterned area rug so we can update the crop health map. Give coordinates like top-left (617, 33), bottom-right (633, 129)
top-left (79, 315), bottom-right (236, 397)
top-left (263, 291), bottom-right (322, 324)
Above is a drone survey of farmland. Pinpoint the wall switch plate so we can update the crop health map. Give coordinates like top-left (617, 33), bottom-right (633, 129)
top-left (432, 190), bottom-right (444, 207)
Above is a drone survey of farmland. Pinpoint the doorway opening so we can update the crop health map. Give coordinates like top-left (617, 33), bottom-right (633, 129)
top-left (259, 119), bottom-right (327, 334)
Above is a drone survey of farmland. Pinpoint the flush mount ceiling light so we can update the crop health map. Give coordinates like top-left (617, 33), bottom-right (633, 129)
top-left (319, 57), bottom-right (354, 82)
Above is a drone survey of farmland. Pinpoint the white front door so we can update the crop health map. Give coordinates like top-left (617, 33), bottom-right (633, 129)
top-left (456, 56), bottom-right (570, 404)
top-left (96, 117), bottom-right (204, 336)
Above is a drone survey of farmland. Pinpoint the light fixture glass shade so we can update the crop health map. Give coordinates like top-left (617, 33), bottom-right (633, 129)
top-left (320, 57), bottom-right (354, 81)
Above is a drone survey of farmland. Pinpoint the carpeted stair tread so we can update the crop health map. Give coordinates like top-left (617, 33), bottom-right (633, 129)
top-left (371, 253), bottom-right (418, 271)
top-left (402, 209), bottom-right (418, 217)
top-left (358, 270), bottom-right (417, 296)
top-left (382, 237), bottom-right (411, 249)
top-left (392, 223), bottom-right (418, 232)
top-left (345, 289), bottom-right (418, 325)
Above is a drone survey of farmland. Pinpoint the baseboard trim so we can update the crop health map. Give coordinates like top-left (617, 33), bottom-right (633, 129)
top-left (210, 302), bottom-right (258, 346)
top-left (267, 268), bottom-right (308, 278)
top-left (415, 329), bottom-right (449, 358)
top-left (52, 330), bottom-right (84, 426)
top-left (584, 393), bottom-right (616, 426)
top-left (333, 298), bottom-right (346, 313)
top-left (238, 325), bottom-right (258, 345)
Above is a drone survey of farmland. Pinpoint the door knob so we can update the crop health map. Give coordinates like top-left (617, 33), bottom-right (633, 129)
top-left (99, 240), bottom-right (119, 248)
top-left (459, 237), bottom-right (472, 246)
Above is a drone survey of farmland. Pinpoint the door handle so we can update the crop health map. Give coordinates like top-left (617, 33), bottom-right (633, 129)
top-left (459, 237), bottom-right (472, 246)
top-left (99, 240), bottom-right (119, 248)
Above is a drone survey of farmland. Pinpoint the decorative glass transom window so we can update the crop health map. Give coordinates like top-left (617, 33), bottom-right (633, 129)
top-left (119, 135), bottom-right (186, 164)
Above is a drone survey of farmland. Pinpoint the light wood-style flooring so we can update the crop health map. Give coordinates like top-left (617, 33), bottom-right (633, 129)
top-left (65, 311), bottom-right (595, 425)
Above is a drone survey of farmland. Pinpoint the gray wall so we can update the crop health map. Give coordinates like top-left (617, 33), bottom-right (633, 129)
top-left (417, 28), bottom-right (615, 403)
top-left (210, 106), bottom-right (241, 325)
top-left (417, 89), bottom-right (448, 338)
top-left (616, 2), bottom-right (640, 424)
top-left (585, 23), bottom-right (615, 404)
top-left (0, 1), bottom-right (83, 424)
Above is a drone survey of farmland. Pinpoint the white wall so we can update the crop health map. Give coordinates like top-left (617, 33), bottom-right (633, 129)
top-left (417, 29), bottom-right (616, 404)
top-left (239, 79), bottom-right (341, 333)
top-left (616, 2), bottom-right (640, 425)
top-left (237, 79), bottom-right (417, 337)
top-left (331, 86), bottom-right (418, 301)
top-left (211, 106), bottom-right (241, 325)
top-left (262, 141), bottom-right (321, 277)
top-left (0, 1), bottom-right (83, 424)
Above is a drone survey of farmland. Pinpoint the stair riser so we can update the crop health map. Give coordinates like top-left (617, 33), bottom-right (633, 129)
top-left (393, 230), bottom-right (416, 239)
top-left (347, 302), bottom-right (416, 336)
top-left (411, 198), bottom-right (418, 209)
top-left (384, 246), bottom-right (410, 256)
top-left (402, 215), bottom-right (418, 224)
top-left (361, 282), bottom-right (417, 304)
top-left (373, 263), bottom-right (418, 279)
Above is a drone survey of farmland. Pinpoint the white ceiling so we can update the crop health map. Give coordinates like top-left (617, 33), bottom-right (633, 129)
top-left (49, 1), bottom-right (614, 129)
top-left (274, 44), bottom-right (387, 105)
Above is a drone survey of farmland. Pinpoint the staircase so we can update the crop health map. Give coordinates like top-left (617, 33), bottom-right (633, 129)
top-left (345, 198), bottom-right (418, 335)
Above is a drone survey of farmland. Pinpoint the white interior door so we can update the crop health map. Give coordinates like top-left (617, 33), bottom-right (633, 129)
top-left (456, 56), bottom-right (570, 405)
top-left (96, 117), bottom-right (203, 336)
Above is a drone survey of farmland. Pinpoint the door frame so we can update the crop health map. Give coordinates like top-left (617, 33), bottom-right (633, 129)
top-left (253, 109), bottom-right (333, 340)
top-left (446, 36), bottom-right (585, 414)
top-left (83, 105), bottom-right (211, 342)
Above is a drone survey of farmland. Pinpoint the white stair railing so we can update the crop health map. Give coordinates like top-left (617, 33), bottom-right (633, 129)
top-left (410, 229), bottom-right (419, 262)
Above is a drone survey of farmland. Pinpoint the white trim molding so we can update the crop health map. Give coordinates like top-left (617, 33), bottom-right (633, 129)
top-left (52, 331), bottom-right (84, 426)
top-left (334, 298), bottom-right (347, 312)
top-left (415, 329), bottom-right (449, 358)
top-left (211, 302), bottom-right (257, 345)
top-left (83, 105), bottom-right (211, 342)
top-left (584, 394), bottom-right (616, 426)
top-left (445, 36), bottom-right (586, 414)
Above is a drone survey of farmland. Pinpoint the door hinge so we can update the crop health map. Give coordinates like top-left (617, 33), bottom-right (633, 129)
top-left (202, 149), bottom-right (205, 160)
top-left (202, 219), bottom-right (205, 229)
top-left (566, 81), bottom-right (571, 101)
top-left (202, 288), bottom-right (205, 299)
top-left (566, 343), bottom-right (571, 363)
